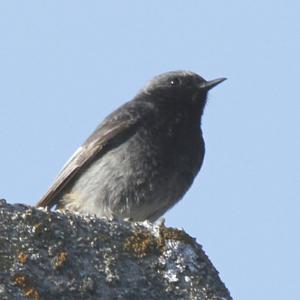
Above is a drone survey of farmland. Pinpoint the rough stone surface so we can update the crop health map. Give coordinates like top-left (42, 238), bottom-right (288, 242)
top-left (0, 199), bottom-right (232, 300)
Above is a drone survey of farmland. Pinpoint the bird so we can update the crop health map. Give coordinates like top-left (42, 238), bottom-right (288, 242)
top-left (36, 71), bottom-right (226, 222)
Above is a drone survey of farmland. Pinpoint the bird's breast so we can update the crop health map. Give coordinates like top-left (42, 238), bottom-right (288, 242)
top-left (60, 117), bottom-right (204, 221)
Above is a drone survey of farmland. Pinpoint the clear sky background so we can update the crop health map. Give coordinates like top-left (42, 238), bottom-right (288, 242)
top-left (0, 1), bottom-right (299, 299)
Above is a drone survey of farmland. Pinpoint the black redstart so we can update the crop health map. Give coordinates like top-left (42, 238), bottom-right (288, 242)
top-left (37, 71), bottom-right (226, 221)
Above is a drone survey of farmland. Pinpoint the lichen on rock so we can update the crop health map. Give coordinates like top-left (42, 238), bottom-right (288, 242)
top-left (0, 199), bottom-right (232, 300)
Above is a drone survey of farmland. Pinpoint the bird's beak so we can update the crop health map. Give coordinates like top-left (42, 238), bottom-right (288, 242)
top-left (200, 77), bottom-right (227, 91)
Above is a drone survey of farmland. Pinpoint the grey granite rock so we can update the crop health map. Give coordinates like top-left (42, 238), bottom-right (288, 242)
top-left (0, 199), bottom-right (232, 300)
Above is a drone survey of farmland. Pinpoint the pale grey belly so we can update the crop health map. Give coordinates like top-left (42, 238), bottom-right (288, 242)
top-left (59, 140), bottom-right (196, 221)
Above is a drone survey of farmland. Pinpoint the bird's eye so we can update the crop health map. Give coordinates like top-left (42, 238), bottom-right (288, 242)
top-left (169, 78), bottom-right (180, 87)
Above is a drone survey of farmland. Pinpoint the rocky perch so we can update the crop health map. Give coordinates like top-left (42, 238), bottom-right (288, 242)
top-left (0, 199), bottom-right (231, 300)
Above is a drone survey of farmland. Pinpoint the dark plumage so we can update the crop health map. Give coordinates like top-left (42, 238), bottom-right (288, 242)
top-left (37, 71), bottom-right (226, 221)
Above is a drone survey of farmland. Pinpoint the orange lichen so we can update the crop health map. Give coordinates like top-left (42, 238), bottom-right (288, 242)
top-left (17, 252), bottom-right (29, 264)
top-left (53, 250), bottom-right (68, 269)
top-left (124, 230), bottom-right (158, 257)
top-left (124, 224), bottom-right (194, 257)
top-left (157, 226), bottom-right (194, 250)
top-left (11, 273), bottom-right (40, 300)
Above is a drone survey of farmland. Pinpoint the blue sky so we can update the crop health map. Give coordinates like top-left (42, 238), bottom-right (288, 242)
top-left (0, 1), bottom-right (299, 299)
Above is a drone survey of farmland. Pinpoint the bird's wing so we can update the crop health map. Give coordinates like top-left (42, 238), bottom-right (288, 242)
top-left (36, 101), bottom-right (146, 209)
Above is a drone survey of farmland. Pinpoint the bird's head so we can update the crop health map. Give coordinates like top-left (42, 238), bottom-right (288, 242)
top-left (141, 71), bottom-right (226, 114)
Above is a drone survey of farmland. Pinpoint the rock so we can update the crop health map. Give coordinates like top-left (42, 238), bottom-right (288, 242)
top-left (0, 199), bottom-right (231, 300)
